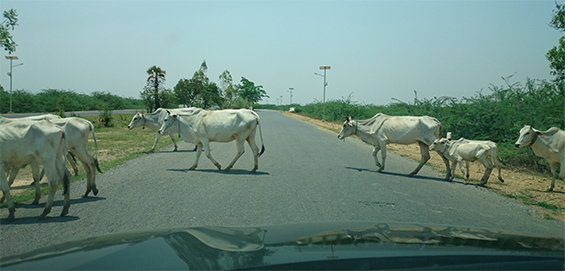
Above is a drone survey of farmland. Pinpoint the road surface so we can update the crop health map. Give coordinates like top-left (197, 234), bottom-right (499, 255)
top-left (1, 110), bottom-right (563, 257)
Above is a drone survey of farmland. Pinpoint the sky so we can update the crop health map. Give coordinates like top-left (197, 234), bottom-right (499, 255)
top-left (0, 0), bottom-right (562, 106)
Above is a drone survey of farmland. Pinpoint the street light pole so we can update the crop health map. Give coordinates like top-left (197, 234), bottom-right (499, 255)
top-left (288, 87), bottom-right (294, 105)
top-left (316, 66), bottom-right (331, 121)
top-left (5, 55), bottom-right (22, 113)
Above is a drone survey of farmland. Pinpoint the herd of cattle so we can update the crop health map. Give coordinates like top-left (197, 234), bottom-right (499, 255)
top-left (0, 109), bottom-right (563, 220)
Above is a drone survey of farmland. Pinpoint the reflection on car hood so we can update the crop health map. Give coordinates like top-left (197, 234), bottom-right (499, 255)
top-left (1, 222), bottom-right (564, 270)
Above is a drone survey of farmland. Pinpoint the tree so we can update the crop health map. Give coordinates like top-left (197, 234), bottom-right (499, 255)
top-left (547, 2), bottom-right (565, 82)
top-left (174, 60), bottom-right (224, 108)
top-left (219, 70), bottom-right (237, 108)
top-left (1, 9), bottom-right (18, 54)
top-left (237, 77), bottom-right (269, 107)
top-left (145, 65), bottom-right (166, 111)
top-left (173, 78), bottom-right (194, 107)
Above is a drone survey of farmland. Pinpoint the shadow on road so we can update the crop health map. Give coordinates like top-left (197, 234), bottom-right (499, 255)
top-left (345, 166), bottom-right (448, 183)
top-left (3, 197), bottom-right (106, 210)
top-left (0, 215), bottom-right (79, 225)
top-left (155, 149), bottom-right (196, 154)
top-left (166, 168), bottom-right (269, 176)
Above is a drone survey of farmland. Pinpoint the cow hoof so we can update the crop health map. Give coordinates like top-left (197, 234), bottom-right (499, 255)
top-left (60, 208), bottom-right (69, 217)
top-left (224, 167), bottom-right (232, 172)
top-left (173, 148), bottom-right (178, 152)
top-left (93, 187), bottom-right (99, 196)
top-left (189, 166), bottom-right (197, 170)
top-left (32, 200), bottom-right (40, 205)
top-left (546, 188), bottom-right (554, 192)
top-left (251, 168), bottom-right (258, 173)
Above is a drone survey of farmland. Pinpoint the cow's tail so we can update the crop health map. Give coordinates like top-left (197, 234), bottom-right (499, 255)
top-left (86, 119), bottom-right (102, 173)
top-left (257, 118), bottom-right (265, 157)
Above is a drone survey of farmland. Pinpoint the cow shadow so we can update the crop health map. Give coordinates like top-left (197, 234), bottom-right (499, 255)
top-left (157, 149), bottom-right (196, 154)
top-left (166, 168), bottom-right (269, 176)
top-left (345, 166), bottom-right (448, 182)
top-left (15, 197), bottom-right (106, 210)
top-left (0, 215), bottom-right (80, 225)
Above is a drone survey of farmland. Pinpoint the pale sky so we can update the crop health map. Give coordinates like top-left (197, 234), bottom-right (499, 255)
top-left (0, 0), bottom-right (561, 106)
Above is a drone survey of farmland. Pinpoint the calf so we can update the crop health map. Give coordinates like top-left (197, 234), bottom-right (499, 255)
top-left (430, 138), bottom-right (500, 186)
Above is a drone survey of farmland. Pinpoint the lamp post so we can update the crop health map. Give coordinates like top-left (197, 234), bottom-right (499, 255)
top-left (288, 87), bottom-right (294, 105)
top-left (5, 55), bottom-right (23, 113)
top-left (315, 66), bottom-right (330, 121)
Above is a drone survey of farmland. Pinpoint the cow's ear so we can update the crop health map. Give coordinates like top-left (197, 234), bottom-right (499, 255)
top-left (346, 115), bottom-right (351, 122)
top-left (535, 131), bottom-right (543, 136)
top-left (166, 109), bottom-right (170, 114)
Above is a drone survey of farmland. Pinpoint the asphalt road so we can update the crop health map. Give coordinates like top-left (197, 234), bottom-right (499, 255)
top-left (1, 110), bottom-right (563, 257)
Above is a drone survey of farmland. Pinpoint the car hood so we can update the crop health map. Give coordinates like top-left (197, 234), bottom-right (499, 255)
top-left (1, 221), bottom-right (564, 270)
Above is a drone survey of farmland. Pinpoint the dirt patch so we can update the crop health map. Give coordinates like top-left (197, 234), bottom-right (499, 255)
top-left (282, 111), bottom-right (565, 221)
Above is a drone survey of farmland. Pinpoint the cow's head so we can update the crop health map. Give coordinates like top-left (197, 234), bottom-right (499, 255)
top-left (515, 125), bottom-right (541, 148)
top-left (127, 112), bottom-right (144, 130)
top-left (159, 110), bottom-right (178, 135)
top-left (337, 115), bottom-right (355, 140)
top-left (429, 138), bottom-right (450, 153)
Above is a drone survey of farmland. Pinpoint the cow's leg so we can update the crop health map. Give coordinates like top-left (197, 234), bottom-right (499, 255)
top-left (30, 162), bottom-right (42, 204)
top-left (448, 159), bottom-right (457, 182)
top-left (0, 167), bottom-right (19, 204)
top-left (150, 132), bottom-right (162, 152)
top-left (465, 161), bottom-right (470, 181)
top-left (72, 147), bottom-right (98, 197)
top-left (0, 162), bottom-right (16, 219)
top-left (409, 141), bottom-right (430, 176)
top-left (169, 133), bottom-right (179, 151)
top-left (457, 159), bottom-right (469, 184)
top-left (60, 169), bottom-right (71, 217)
top-left (435, 151), bottom-right (452, 180)
top-left (247, 135), bottom-right (261, 173)
top-left (79, 158), bottom-right (94, 197)
top-left (372, 147), bottom-right (383, 170)
top-left (67, 152), bottom-right (79, 176)
top-left (202, 140), bottom-right (221, 170)
top-left (189, 143), bottom-right (203, 170)
top-left (547, 162), bottom-right (559, 192)
top-left (225, 138), bottom-right (245, 172)
top-left (479, 158), bottom-right (494, 186)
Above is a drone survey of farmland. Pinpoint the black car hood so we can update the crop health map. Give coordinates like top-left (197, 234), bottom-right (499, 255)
top-left (1, 221), bottom-right (564, 270)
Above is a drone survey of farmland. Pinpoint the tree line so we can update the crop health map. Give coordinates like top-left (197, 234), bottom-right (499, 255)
top-left (141, 60), bottom-right (269, 112)
top-left (0, 88), bottom-right (144, 115)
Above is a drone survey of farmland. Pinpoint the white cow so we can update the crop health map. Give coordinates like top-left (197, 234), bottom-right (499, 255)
top-left (454, 138), bottom-right (504, 183)
top-left (337, 114), bottom-right (451, 178)
top-left (0, 120), bottom-right (71, 219)
top-left (159, 109), bottom-right (265, 172)
top-left (515, 125), bottom-right (565, 192)
top-left (430, 138), bottom-right (503, 186)
top-left (0, 116), bottom-right (101, 198)
top-left (127, 108), bottom-right (200, 152)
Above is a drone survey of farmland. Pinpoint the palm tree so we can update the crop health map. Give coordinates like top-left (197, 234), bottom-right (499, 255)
top-left (146, 66), bottom-right (166, 110)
